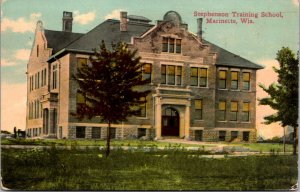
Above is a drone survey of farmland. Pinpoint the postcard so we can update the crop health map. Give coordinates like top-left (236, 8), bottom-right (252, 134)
top-left (1, 0), bottom-right (298, 191)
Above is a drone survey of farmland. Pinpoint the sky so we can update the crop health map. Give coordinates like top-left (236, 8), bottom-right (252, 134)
top-left (1, 0), bottom-right (299, 138)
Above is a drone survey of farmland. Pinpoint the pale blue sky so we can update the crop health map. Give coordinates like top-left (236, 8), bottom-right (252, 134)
top-left (1, 0), bottom-right (299, 136)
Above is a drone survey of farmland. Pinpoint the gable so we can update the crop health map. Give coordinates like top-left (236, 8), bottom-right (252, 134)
top-left (132, 21), bottom-right (211, 59)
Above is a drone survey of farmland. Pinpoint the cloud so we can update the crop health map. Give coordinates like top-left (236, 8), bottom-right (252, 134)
top-left (104, 9), bottom-right (123, 20)
top-left (1, 12), bottom-right (41, 33)
top-left (14, 49), bottom-right (31, 60)
top-left (292, 0), bottom-right (299, 7)
top-left (1, 0), bottom-right (9, 4)
top-left (1, 58), bottom-right (17, 66)
top-left (74, 11), bottom-right (96, 25)
top-left (1, 49), bottom-right (31, 67)
top-left (1, 82), bottom-right (27, 132)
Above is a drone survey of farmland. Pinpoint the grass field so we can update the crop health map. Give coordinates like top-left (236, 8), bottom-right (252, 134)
top-left (1, 138), bottom-right (294, 152)
top-left (1, 147), bottom-right (297, 190)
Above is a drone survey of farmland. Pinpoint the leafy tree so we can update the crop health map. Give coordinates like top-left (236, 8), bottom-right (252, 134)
top-left (259, 47), bottom-right (298, 155)
top-left (74, 41), bottom-right (150, 157)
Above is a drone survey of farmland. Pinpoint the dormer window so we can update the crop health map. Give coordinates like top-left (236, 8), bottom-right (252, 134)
top-left (162, 37), bottom-right (181, 54)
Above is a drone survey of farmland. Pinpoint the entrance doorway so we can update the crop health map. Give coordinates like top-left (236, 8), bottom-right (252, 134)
top-left (162, 107), bottom-right (179, 136)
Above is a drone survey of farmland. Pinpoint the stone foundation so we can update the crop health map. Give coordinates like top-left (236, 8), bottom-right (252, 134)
top-left (68, 125), bottom-right (256, 142)
top-left (190, 129), bottom-right (256, 142)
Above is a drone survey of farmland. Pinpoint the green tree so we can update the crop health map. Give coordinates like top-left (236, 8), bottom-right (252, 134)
top-left (259, 47), bottom-right (298, 155)
top-left (74, 41), bottom-right (150, 157)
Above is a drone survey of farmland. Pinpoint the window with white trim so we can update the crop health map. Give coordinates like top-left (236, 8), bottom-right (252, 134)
top-left (195, 99), bottom-right (203, 120)
top-left (231, 71), bottom-right (239, 90)
top-left (242, 72), bottom-right (250, 90)
top-left (162, 37), bottom-right (181, 53)
top-left (230, 101), bottom-right (238, 121)
top-left (219, 70), bottom-right (227, 89)
top-left (161, 65), bottom-right (182, 85)
top-left (190, 67), bottom-right (208, 87)
top-left (242, 102), bottom-right (250, 122)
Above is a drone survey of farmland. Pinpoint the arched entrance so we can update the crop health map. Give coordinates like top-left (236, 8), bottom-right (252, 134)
top-left (162, 107), bottom-right (179, 136)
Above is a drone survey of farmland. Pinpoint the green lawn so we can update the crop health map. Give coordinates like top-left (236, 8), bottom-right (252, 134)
top-left (1, 148), bottom-right (297, 190)
top-left (232, 142), bottom-right (294, 153)
top-left (1, 138), bottom-right (294, 152)
top-left (1, 138), bottom-right (209, 148)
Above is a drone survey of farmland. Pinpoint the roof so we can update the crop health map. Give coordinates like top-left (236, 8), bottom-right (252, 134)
top-left (203, 39), bottom-right (264, 69)
top-left (44, 17), bottom-right (262, 70)
top-left (44, 30), bottom-right (84, 54)
top-left (65, 19), bottom-right (153, 52)
top-left (128, 15), bottom-right (151, 23)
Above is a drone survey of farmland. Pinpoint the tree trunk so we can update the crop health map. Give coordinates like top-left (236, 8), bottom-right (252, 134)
top-left (283, 127), bottom-right (286, 154)
top-left (293, 126), bottom-right (297, 156)
top-left (106, 121), bottom-right (111, 157)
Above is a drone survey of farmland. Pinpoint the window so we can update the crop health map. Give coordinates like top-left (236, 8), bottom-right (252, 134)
top-left (37, 72), bottom-right (40, 89)
top-left (77, 58), bottom-right (87, 70)
top-left (243, 131), bottom-right (250, 141)
top-left (41, 70), bottom-right (44, 87)
top-left (190, 68), bottom-right (198, 86)
top-left (162, 37), bottom-right (168, 52)
top-left (176, 39), bottom-right (181, 53)
top-left (161, 65), bottom-right (182, 85)
top-left (231, 71), bottom-right (239, 90)
top-left (142, 63), bottom-right (152, 81)
top-left (41, 69), bottom-right (46, 87)
top-left (169, 38), bottom-right (175, 53)
top-left (195, 130), bottom-right (203, 141)
top-left (161, 65), bottom-right (166, 84)
top-left (34, 74), bottom-right (37, 89)
top-left (242, 72), bottom-right (250, 90)
top-left (32, 75), bottom-right (34, 90)
top-left (76, 126), bottom-right (86, 138)
top-left (29, 76), bottom-right (32, 91)
top-left (109, 128), bottom-right (116, 139)
top-left (138, 128), bottom-right (146, 138)
top-left (176, 66), bottom-right (182, 85)
top-left (34, 100), bottom-right (36, 119)
top-left (219, 70), bottom-right (227, 89)
top-left (231, 131), bottom-right (238, 140)
top-left (29, 102), bottom-right (31, 119)
top-left (167, 65), bottom-right (175, 85)
top-left (219, 131), bottom-right (226, 141)
top-left (40, 102), bottom-right (42, 118)
top-left (230, 101), bottom-right (238, 121)
top-left (44, 69), bottom-right (47, 86)
top-left (218, 101), bottom-right (226, 121)
top-left (199, 68), bottom-right (208, 87)
top-left (242, 102), bottom-right (250, 122)
top-left (52, 64), bottom-right (58, 89)
top-left (92, 127), bottom-right (101, 139)
top-left (162, 37), bottom-right (181, 53)
top-left (195, 99), bottom-right (203, 120)
top-left (139, 97), bottom-right (146, 117)
top-left (76, 91), bottom-right (85, 112)
top-left (37, 100), bottom-right (39, 118)
top-left (37, 44), bottom-right (39, 57)
top-left (190, 67), bottom-right (208, 87)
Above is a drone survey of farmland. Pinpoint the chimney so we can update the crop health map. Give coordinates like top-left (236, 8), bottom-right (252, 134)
top-left (120, 11), bottom-right (128, 32)
top-left (62, 11), bottom-right (73, 32)
top-left (197, 18), bottom-right (203, 40)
